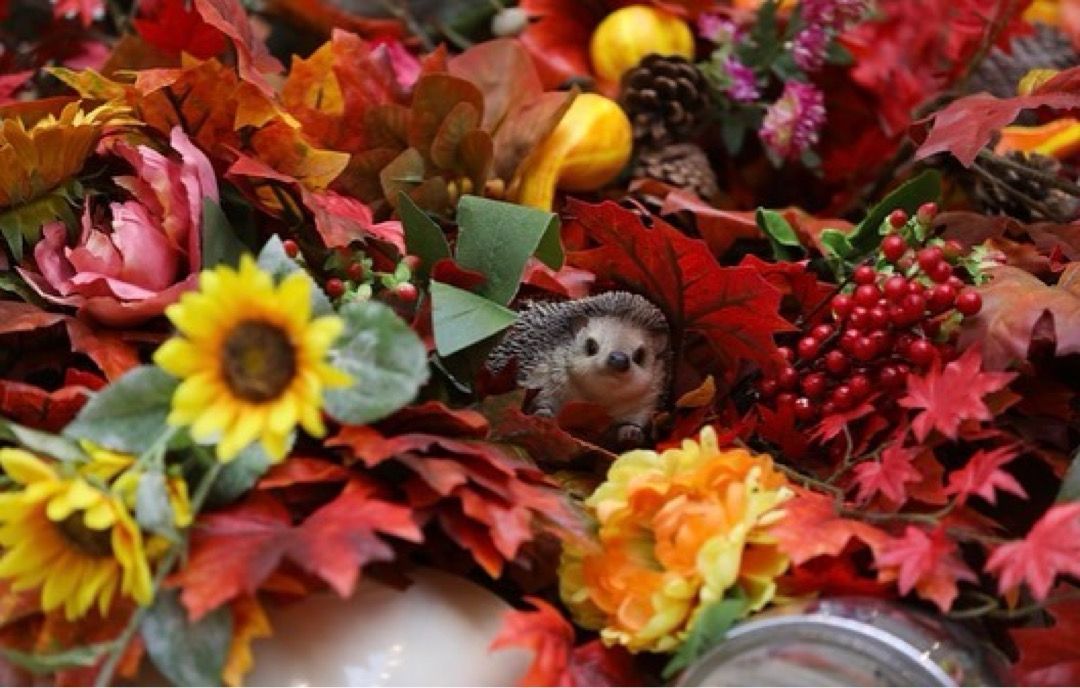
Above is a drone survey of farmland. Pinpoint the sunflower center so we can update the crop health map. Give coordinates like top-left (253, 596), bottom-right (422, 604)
top-left (56, 513), bottom-right (113, 558)
top-left (221, 320), bottom-right (297, 402)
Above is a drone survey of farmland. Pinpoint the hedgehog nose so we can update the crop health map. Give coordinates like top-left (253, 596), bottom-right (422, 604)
top-left (607, 351), bottom-right (630, 372)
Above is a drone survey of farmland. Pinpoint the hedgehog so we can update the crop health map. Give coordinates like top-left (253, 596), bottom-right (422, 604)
top-left (486, 291), bottom-right (671, 447)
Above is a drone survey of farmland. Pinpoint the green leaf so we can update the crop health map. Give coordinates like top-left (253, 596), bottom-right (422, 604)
top-left (257, 236), bottom-right (333, 317)
top-left (187, 443), bottom-right (271, 509)
top-left (756, 208), bottom-right (804, 260)
top-left (201, 198), bottom-right (247, 269)
top-left (1057, 446), bottom-right (1080, 503)
top-left (662, 593), bottom-right (750, 680)
top-left (400, 191), bottom-right (450, 280)
top-left (135, 468), bottom-right (178, 540)
top-left (324, 301), bottom-right (430, 425)
top-left (63, 366), bottom-right (177, 454)
top-left (454, 195), bottom-right (561, 305)
top-left (0, 417), bottom-right (88, 463)
top-left (848, 170), bottom-right (942, 259)
top-left (826, 40), bottom-right (854, 66)
top-left (142, 589), bottom-right (232, 687)
top-left (430, 280), bottom-right (517, 357)
top-left (0, 182), bottom-right (79, 261)
top-left (0, 642), bottom-right (112, 674)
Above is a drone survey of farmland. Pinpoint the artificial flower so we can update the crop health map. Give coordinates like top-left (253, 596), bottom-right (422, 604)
top-left (760, 81), bottom-right (827, 161)
top-left (80, 442), bottom-right (193, 528)
top-left (153, 255), bottom-right (351, 462)
top-left (20, 126), bottom-right (217, 327)
top-left (0, 448), bottom-right (152, 620)
top-left (559, 426), bottom-right (793, 653)
top-left (725, 57), bottom-right (761, 102)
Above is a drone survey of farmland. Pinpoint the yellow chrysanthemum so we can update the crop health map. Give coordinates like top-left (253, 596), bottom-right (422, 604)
top-left (153, 255), bottom-right (350, 462)
top-left (0, 448), bottom-right (152, 620)
top-left (559, 426), bottom-right (793, 653)
top-left (0, 101), bottom-right (125, 207)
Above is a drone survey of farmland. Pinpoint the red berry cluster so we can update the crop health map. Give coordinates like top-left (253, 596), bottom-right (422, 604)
top-left (758, 204), bottom-right (983, 425)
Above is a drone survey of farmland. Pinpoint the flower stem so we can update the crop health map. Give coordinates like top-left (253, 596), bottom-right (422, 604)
top-left (93, 459), bottom-right (223, 687)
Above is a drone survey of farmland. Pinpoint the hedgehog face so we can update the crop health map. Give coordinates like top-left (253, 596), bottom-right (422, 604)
top-left (567, 316), bottom-right (667, 403)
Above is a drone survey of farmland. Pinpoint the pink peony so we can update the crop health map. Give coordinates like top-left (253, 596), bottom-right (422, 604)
top-left (20, 127), bottom-right (217, 327)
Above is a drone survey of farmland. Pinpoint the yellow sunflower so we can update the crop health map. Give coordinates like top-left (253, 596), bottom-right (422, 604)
top-left (0, 101), bottom-right (125, 208)
top-left (80, 442), bottom-right (193, 528)
top-left (0, 448), bottom-right (152, 621)
top-left (153, 255), bottom-right (350, 462)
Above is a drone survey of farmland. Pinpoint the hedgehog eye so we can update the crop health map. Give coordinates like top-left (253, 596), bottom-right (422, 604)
top-left (633, 347), bottom-right (646, 366)
top-left (585, 338), bottom-right (599, 356)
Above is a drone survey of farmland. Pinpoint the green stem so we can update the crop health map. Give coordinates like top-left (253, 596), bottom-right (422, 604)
top-left (93, 460), bottom-right (223, 687)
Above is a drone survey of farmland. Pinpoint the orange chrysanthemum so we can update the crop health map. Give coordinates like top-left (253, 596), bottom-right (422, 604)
top-left (559, 426), bottom-right (793, 653)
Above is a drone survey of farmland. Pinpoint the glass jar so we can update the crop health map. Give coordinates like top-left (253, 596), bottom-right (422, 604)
top-left (677, 597), bottom-right (1005, 687)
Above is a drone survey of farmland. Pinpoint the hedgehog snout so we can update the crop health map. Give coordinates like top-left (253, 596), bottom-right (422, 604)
top-left (606, 351), bottom-right (630, 373)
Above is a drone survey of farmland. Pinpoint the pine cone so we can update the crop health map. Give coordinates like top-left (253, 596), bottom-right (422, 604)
top-left (969, 24), bottom-right (1079, 99)
top-left (633, 143), bottom-right (719, 200)
top-left (620, 54), bottom-right (710, 147)
top-left (974, 151), bottom-right (1080, 222)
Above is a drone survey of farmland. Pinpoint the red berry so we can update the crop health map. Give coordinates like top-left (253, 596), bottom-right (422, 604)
top-left (347, 262), bottom-right (365, 281)
top-left (797, 336), bottom-right (820, 360)
top-left (849, 307), bottom-right (870, 331)
top-left (917, 246), bottom-right (944, 273)
top-left (882, 235), bottom-right (907, 263)
top-left (759, 378), bottom-right (778, 398)
top-left (326, 277), bottom-right (345, 298)
top-left (801, 373), bottom-right (828, 399)
top-left (928, 260), bottom-right (953, 284)
top-left (888, 209), bottom-right (908, 228)
top-left (853, 336), bottom-right (876, 362)
top-left (956, 290), bottom-right (982, 317)
top-left (878, 365), bottom-right (903, 390)
top-left (854, 284), bottom-right (881, 308)
top-left (868, 306), bottom-right (889, 330)
top-left (902, 293), bottom-right (927, 320)
top-left (947, 275), bottom-right (965, 290)
top-left (942, 240), bottom-right (964, 261)
top-left (821, 401), bottom-right (838, 416)
top-left (927, 283), bottom-right (957, 314)
top-left (897, 256), bottom-right (915, 272)
top-left (840, 328), bottom-right (860, 353)
top-left (916, 202), bottom-right (938, 224)
top-left (923, 318), bottom-right (941, 337)
top-left (888, 304), bottom-right (906, 326)
top-left (869, 329), bottom-right (891, 354)
top-left (778, 346), bottom-right (795, 363)
top-left (794, 397), bottom-right (817, 422)
top-left (825, 350), bottom-right (849, 375)
top-left (908, 339), bottom-right (935, 367)
top-left (395, 282), bottom-right (419, 303)
top-left (895, 334), bottom-right (914, 355)
top-left (778, 366), bottom-right (799, 390)
top-left (938, 342), bottom-right (958, 362)
top-left (283, 239), bottom-right (300, 258)
top-left (831, 294), bottom-right (854, 319)
top-left (907, 280), bottom-right (926, 295)
top-left (849, 373), bottom-right (871, 400)
top-left (811, 324), bottom-right (833, 341)
top-left (777, 393), bottom-right (797, 412)
top-left (832, 385), bottom-right (854, 409)
top-left (884, 275), bottom-right (908, 302)
top-left (403, 255), bottom-right (423, 272)
top-left (853, 265), bottom-right (877, 285)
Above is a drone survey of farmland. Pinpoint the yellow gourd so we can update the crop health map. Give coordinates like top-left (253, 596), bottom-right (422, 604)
top-left (514, 93), bottom-right (632, 211)
top-left (589, 5), bottom-right (694, 85)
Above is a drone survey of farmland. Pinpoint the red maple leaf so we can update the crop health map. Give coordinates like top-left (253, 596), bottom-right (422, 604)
top-left (133, 0), bottom-right (227, 59)
top-left (193, 0), bottom-right (283, 98)
top-left (874, 526), bottom-right (975, 612)
top-left (301, 188), bottom-right (405, 253)
top-left (172, 480), bottom-right (421, 620)
top-left (898, 345), bottom-right (1017, 442)
top-left (851, 444), bottom-right (922, 507)
top-left (769, 488), bottom-right (889, 566)
top-left (566, 200), bottom-right (791, 375)
top-left (985, 503), bottom-right (1080, 600)
top-left (490, 597), bottom-right (637, 687)
top-left (916, 66), bottom-right (1080, 167)
top-left (755, 403), bottom-right (810, 461)
top-left (943, 445), bottom-right (1026, 506)
top-left (0, 376), bottom-right (98, 433)
top-left (1011, 596), bottom-right (1080, 686)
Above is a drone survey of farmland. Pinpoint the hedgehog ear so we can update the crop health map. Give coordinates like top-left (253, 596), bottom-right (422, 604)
top-left (650, 329), bottom-right (669, 354)
top-left (569, 315), bottom-right (588, 336)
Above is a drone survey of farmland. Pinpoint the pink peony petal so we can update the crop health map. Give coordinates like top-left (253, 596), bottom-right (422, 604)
top-left (80, 274), bottom-right (198, 328)
top-left (169, 127), bottom-right (217, 268)
top-left (110, 201), bottom-right (180, 291)
top-left (67, 228), bottom-right (122, 277)
top-left (31, 222), bottom-right (77, 296)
